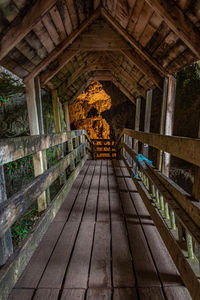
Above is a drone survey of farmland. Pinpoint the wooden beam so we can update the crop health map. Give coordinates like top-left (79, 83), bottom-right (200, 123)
top-left (26, 79), bottom-right (47, 212)
top-left (35, 76), bottom-right (50, 204)
top-left (40, 49), bottom-right (79, 87)
top-left (121, 128), bottom-right (200, 167)
top-left (193, 120), bottom-right (200, 201)
top-left (134, 97), bottom-right (142, 153)
top-left (0, 130), bottom-right (85, 165)
top-left (0, 143), bottom-right (86, 239)
top-left (0, 0), bottom-right (57, 61)
top-left (143, 90), bottom-right (153, 158)
top-left (0, 165), bottom-right (13, 266)
top-left (64, 103), bottom-right (71, 131)
top-left (23, 8), bottom-right (101, 83)
top-left (162, 75), bottom-right (176, 176)
top-left (0, 155), bottom-right (87, 300)
top-left (101, 7), bottom-right (169, 77)
top-left (121, 49), bottom-right (163, 90)
top-left (112, 77), bottom-right (136, 105)
top-left (106, 52), bottom-right (146, 97)
top-left (157, 78), bottom-right (168, 170)
top-left (145, 0), bottom-right (200, 58)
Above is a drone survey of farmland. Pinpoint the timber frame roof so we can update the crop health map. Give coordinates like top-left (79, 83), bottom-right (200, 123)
top-left (0, 0), bottom-right (200, 103)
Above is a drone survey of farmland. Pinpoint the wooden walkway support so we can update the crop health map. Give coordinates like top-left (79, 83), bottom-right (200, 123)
top-left (8, 160), bottom-right (191, 300)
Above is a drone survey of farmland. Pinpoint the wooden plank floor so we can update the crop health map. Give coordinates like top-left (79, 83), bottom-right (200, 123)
top-left (9, 160), bottom-right (192, 300)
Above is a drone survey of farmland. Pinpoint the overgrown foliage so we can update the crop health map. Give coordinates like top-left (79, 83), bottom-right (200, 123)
top-left (0, 69), bottom-right (25, 103)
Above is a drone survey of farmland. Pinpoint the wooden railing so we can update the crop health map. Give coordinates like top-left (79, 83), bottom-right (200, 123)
top-left (91, 139), bottom-right (117, 159)
top-left (0, 129), bottom-right (91, 299)
top-left (117, 129), bottom-right (200, 300)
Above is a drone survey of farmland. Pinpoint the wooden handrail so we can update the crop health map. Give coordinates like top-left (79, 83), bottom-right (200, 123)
top-left (119, 135), bottom-right (200, 299)
top-left (0, 143), bottom-right (86, 238)
top-left (117, 128), bottom-right (200, 167)
top-left (0, 129), bottom-right (88, 165)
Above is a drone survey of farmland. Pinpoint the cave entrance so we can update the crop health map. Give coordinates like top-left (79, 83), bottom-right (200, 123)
top-left (69, 80), bottom-right (111, 141)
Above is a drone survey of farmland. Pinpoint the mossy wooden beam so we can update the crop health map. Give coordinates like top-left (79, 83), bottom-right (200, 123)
top-left (0, 155), bottom-right (87, 300)
top-left (0, 143), bottom-right (86, 238)
top-left (0, 130), bottom-right (85, 165)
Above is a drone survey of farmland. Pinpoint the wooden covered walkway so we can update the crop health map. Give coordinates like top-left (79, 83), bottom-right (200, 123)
top-left (9, 160), bottom-right (191, 300)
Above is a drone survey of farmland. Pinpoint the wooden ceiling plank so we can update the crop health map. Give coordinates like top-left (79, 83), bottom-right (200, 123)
top-left (42, 13), bottom-right (61, 46)
top-left (144, 0), bottom-right (200, 58)
top-left (101, 7), bottom-right (169, 76)
top-left (121, 49), bottom-right (163, 90)
top-left (23, 9), bottom-right (101, 83)
top-left (0, 0), bottom-right (57, 61)
top-left (33, 20), bottom-right (55, 53)
top-left (49, 5), bottom-right (67, 40)
top-left (66, 0), bottom-right (79, 29)
top-left (111, 75), bottom-right (136, 104)
top-left (40, 49), bottom-right (80, 86)
top-left (57, 0), bottom-right (73, 36)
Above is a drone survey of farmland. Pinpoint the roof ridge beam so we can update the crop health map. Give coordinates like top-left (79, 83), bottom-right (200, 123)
top-left (144, 0), bottom-right (200, 58)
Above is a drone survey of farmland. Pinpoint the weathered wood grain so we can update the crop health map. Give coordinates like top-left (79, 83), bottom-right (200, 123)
top-left (23, 9), bottom-right (101, 83)
top-left (0, 155), bottom-right (87, 300)
top-left (112, 222), bottom-right (135, 287)
top-left (120, 129), bottom-right (200, 167)
top-left (0, 129), bottom-right (86, 165)
top-left (89, 223), bottom-right (111, 288)
top-left (113, 288), bottom-right (138, 300)
top-left (145, 0), bottom-right (200, 58)
top-left (8, 289), bottom-right (34, 300)
top-left (86, 288), bottom-right (111, 300)
top-left (0, 144), bottom-right (86, 238)
top-left (61, 289), bottom-right (85, 300)
top-left (0, 0), bottom-right (57, 60)
top-left (33, 288), bottom-right (60, 300)
top-left (64, 222), bottom-right (95, 288)
top-left (39, 221), bottom-right (80, 288)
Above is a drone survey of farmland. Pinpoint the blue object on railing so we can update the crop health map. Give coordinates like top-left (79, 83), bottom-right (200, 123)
top-left (134, 154), bottom-right (152, 178)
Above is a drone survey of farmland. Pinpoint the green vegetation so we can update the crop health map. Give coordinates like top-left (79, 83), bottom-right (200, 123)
top-left (11, 208), bottom-right (38, 248)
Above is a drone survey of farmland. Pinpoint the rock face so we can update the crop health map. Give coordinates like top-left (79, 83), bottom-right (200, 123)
top-left (69, 80), bottom-right (136, 140)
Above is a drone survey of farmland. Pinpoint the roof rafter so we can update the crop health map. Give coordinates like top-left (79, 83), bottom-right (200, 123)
top-left (58, 61), bottom-right (141, 101)
top-left (121, 49), bottom-right (163, 90)
top-left (61, 68), bottom-right (136, 105)
top-left (145, 0), bottom-right (200, 58)
top-left (101, 7), bottom-right (169, 77)
top-left (0, 0), bottom-right (58, 61)
top-left (23, 8), bottom-right (101, 83)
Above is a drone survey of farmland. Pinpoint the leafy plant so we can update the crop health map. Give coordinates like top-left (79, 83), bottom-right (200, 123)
top-left (11, 208), bottom-right (38, 248)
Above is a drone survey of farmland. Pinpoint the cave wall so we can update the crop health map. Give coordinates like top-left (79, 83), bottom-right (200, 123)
top-left (69, 80), bottom-right (136, 140)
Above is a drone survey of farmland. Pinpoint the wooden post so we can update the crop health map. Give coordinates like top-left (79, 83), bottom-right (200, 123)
top-left (134, 97), bottom-right (141, 153)
top-left (35, 76), bottom-right (50, 204)
top-left (64, 102), bottom-right (71, 131)
top-left (143, 90), bottom-right (152, 158)
top-left (0, 165), bottom-right (13, 266)
top-left (52, 90), bottom-right (66, 185)
top-left (162, 75), bottom-right (176, 177)
top-left (157, 78), bottom-right (168, 170)
top-left (193, 119), bottom-right (200, 201)
top-left (26, 79), bottom-right (47, 212)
